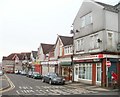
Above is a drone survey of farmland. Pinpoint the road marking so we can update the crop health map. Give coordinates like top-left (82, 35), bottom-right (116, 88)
top-left (15, 85), bottom-right (95, 95)
top-left (0, 74), bottom-right (15, 93)
top-left (16, 90), bottom-right (20, 94)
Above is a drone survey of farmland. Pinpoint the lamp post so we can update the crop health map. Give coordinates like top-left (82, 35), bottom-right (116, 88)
top-left (70, 29), bottom-right (75, 82)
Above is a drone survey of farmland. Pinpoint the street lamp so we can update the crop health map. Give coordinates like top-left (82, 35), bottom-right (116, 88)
top-left (70, 29), bottom-right (76, 82)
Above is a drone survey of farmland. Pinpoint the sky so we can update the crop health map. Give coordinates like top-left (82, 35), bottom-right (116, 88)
top-left (0, 0), bottom-right (119, 62)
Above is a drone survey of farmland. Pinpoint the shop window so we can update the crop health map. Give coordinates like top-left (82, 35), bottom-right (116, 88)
top-left (79, 64), bottom-right (92, 80)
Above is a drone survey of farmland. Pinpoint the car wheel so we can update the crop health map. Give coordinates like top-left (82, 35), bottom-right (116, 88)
top-left (42, 78), bottom-right (45, 82)
top-left (49, 79), bottom-right (52, 85)
top-left (33, 76), bottom-right (35, 79)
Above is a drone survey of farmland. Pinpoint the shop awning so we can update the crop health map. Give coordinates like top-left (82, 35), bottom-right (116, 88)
top-left (59, 62), bottom-right (72, 66)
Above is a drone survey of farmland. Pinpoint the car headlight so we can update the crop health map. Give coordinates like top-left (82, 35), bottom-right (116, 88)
top-left (63, 78), bottom-right (65, 81)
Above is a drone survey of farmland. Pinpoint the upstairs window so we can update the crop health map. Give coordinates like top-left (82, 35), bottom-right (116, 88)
top-left (108, 32), bottom-right (113, 48)
top-left (81, 12), bottom-right (92, 28)
top-left (64, 46), bottom-right (73, 55)
top-left (76, 38), bottom-right (84, 51)
top-left (90, 34), bottom-right (99, 49)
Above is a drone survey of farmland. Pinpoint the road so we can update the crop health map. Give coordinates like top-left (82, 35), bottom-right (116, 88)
top-left (1, 74), bottom-right (119, 97)
top-left (2, 74), bottom-right (93, 95)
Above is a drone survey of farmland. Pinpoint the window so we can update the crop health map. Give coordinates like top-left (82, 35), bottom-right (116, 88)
top-left (76, 38), bottom-right (84, 51)
top-left (64, 46), bottom-right (73, 55)
top-left (108, 32), bottom-right (113, 48)
top-left (77, 39), bottom-right (80, 51)
top-left (81, 12), bottom-right (92, 28)
top-left (79, 64), bottom-right (92, 80)
top-left (90, 34), bottom-right (99, 49)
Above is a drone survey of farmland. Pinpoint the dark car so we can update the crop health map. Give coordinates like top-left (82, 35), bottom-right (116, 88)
top-left (42, 72), bottom-right (65, 85)
top-left (31, 72), bottom-right (42, 79)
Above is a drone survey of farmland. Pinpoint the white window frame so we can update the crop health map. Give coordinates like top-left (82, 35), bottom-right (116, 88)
top-left (76, 38), bottom-right (84, 51)
top-left (96, 63), bottom-right (101, 82)
top-left (80, 12), bottom-right (92, 28)
top-left (107, 32), bottom-right (113, 48)
top-left (90, 34), bottom-right (99, 49)
top-left (79, 64), bottom-right (92, 80)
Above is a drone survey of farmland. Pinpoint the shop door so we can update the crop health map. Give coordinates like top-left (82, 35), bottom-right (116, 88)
top-left (42, 65), bottom-right (48, 76)
top-left (74, 64), bottom-right (79, 81)
top-left (108, 62), bottom-right (117, 83)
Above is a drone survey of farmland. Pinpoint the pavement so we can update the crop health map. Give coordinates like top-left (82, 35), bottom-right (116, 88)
top-left (65, 81), bottom-right (120, 92)
top-left (0, 74), bottom-right (119, 93)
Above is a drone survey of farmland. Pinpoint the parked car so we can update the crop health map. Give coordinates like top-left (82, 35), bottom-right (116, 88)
top-left (0, 70), bottom-right (3, 76)
top-left (20, 71), bottom-right (27, 75)
top-left (31, 72), bottom-right (42, 79)
top-left (15, 70), bottom-right (22, 74)
top-left (26, 71), bottom-right (32, 77)
top-left (42, 72), bottom-right (65, 85)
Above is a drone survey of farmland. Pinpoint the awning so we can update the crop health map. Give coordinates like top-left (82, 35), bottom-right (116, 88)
top-left (59, 62), bottom-right (72, 66)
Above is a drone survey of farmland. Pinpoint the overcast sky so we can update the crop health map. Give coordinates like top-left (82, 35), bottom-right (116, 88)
top-left (0, 0), bottom-right (119, 62)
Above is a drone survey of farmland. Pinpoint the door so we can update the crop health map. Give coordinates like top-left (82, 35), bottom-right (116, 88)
top-left (74, 64), bottom-right (79, 81)
top-left (108, 62), bottom-right (117, 83)
top-left (42, 65), bottom-right (48, 76)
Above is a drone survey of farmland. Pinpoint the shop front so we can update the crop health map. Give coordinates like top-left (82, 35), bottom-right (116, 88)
top-left (59, 62), bottom-right (72, 81)
top-left (41, 61), bottom-right (49, 76)
top-left (32, 61), bottom-right (42, 74)
top-left (48, 61), bottom-right (58, 73)
top-left (73, 54), bottom-right (104, 86)
top-left (73, 54), bottom-right (120, 87)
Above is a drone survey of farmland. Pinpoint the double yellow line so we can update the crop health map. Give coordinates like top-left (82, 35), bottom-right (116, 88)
top-left (0, 74), bottom-right (15, 94)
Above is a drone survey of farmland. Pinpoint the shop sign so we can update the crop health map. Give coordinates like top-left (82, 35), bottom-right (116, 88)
top-left (74, 54), bottom-right (104, 61)
top-left (41, 61), bottom-right (48, 65)
top-left (49, 61), bottom-right (58, 65)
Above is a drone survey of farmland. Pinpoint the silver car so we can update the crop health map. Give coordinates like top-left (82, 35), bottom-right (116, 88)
top-left (0, 70), bottom-right (3, 76)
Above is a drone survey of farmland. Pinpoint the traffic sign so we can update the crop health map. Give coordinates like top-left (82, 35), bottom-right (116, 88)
top-left (106, 61), bottom-right (111, 67)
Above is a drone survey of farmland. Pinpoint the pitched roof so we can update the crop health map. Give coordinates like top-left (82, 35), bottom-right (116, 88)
top-left (2, 53), bottom-right (23, 61)
top-left (31, 51), bottom-right (38, 59)
top-left (59, 35), bottom-right (73, 46)
top-left (41, 43), bottom-right (54, 54)
top-left (21, 52), bottom-right (31, 60)
top-left (95, 1), bottom-right (119, 13)
top-left (115, 2), bottom-right (120, 9)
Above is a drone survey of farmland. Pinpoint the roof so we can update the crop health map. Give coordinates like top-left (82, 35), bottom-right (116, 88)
top-left (59, 35), bottom-right (73, 46)
top-left (41, 43), bottom-right (54, 54)
top-left (95, 1), bottom-right (119, 13)
top-left (21, 52), bottom-right (31, 60)
top-left (2, 53), bottom-right (23, 61)
top-left (31, 51), bottom-right (38, 59)
top-left (115, 2), bottom-right (120, 9)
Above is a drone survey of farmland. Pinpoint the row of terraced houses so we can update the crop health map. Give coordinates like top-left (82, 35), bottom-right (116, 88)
top-left (2, 0), bottom-right (120, 87)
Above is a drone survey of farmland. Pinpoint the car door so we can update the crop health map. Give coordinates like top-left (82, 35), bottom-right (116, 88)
top-left (44, 74), bottom-right (49, 82)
